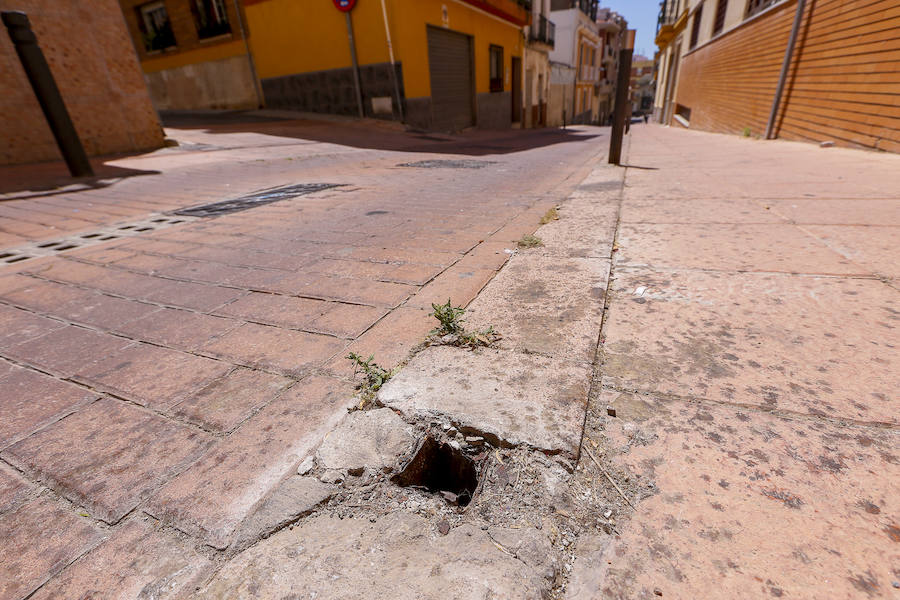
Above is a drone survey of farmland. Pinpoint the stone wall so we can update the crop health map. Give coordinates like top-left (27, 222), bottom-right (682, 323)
top-left (476, 91), bottom-right (512, 130)
top-left (262, 62), bottom-right (405, 120)
top-left (405, 97), bottom-right (434, 131)
top-left (1, 0), bottom-right (163, 165)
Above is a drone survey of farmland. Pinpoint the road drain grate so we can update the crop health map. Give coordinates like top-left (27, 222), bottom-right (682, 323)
top-left (174, 183), bottom-right (344, 217)
top-left (392, 435), bottom-right (479, 507)
top-left (398, 159), bottom-right (497, 169)
top-left (0, 214), bottom-right (194, 267)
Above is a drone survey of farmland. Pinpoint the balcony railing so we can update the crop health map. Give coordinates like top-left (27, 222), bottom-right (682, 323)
top-left (550, 0), bottom-right (597, 20)
top-left (530, 14), bottom-right (555, 47)
top-left (657, 0), bottom-right (679, 33)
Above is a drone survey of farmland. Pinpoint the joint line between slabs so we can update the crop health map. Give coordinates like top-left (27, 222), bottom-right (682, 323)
top-left (599, 383), bottom-right (900, 432)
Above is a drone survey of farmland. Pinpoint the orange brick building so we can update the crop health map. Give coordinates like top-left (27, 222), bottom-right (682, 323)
top-left (1, 0), bottom-right (164, 165)
top-left (656, 0), bottom-right (900, 153)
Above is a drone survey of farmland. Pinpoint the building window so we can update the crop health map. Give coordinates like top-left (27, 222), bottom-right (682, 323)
top-left (689, 3), bottom-right (703, 49)
top-left (489, 45), bottom-right (503, 92)
top-left (746, 0), bottom-right (782, 18)
top-left (713, 0), bottom-right (727, 35)
top-left (136, 2), bottom-right (176, 52)
top-left (191, 0), bottom-right (231, 39)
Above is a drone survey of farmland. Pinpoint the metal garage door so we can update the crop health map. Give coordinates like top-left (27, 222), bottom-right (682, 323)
top-left (427, 26), bottom-right (474, 132)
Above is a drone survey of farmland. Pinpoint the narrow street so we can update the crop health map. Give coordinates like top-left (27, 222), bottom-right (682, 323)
top-left (0, 118), bottom-right (897, 598)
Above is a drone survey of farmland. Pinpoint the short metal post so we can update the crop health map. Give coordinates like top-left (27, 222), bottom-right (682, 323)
top-left (608, 46), bottom-right (633, 165)
top-left (2, 11), bottom-right (93, 176)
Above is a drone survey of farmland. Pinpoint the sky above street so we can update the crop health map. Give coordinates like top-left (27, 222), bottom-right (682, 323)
top-left (600, 0), bottom-right (660, 59)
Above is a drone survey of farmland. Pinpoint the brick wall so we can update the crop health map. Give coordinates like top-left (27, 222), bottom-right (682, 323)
top-left (673, 0), bottom-right (900, 152)
top-left (0, 0), bottom-right (163, 165)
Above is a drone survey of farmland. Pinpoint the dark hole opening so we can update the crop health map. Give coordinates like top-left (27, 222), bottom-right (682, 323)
top-left (54, 244), bottom-right (78, 251)
top-left (81, 233), bottom-right (102, 239)
top-left (36, 241), bottom-right (61, 248)
top-left (392, 436), bottom-right (478, 507)
top-left (6, 255), bottom-right (31, 263)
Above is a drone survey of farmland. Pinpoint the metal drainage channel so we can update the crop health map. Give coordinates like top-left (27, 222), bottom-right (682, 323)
top-left (0, 214), bottom-right (194, 267)
top-left (398, 159), bottom-right (497, 169)
top-left (0, 183), bottom-right (344, 267)
top-left (173, 183), bottom-right (345, 218)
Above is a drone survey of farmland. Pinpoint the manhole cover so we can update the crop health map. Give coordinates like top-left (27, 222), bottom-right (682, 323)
top-left (174, 183), bottom-right (344, 217)
top-left (392, 435), bottom-right (479, 507)
top-left (398, 159), bottom-right (497, 169)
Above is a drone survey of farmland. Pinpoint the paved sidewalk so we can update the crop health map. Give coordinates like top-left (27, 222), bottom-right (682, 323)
top-left (0, 118), bottom-right (605, 599)
top-left (576, 126), bottom-right (899, 598)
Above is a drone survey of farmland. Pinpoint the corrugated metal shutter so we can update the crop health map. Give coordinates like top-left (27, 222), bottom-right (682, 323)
top-left (427, 26), bottom-right (474, 131)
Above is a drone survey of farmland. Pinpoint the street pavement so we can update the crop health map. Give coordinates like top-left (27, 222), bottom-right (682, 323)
top-left (0, 117), bottom-right (897, 599)
top-left (0, 115), bottom-right (605, 598)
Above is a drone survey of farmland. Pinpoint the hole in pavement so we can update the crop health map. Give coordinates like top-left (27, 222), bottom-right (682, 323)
top-left (392, 435), bottom-right (478, 507)
top-left (365, 210), bottom-right (389, 216)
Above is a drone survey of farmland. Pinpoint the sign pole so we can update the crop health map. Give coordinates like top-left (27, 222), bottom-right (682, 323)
top-left (379, 0), bottom-right (404, 121)
top-left (345, 11), bottom-right (365, 118)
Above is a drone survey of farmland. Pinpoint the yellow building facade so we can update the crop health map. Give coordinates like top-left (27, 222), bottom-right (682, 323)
top-left (244, 0), bottom-right (527, 130)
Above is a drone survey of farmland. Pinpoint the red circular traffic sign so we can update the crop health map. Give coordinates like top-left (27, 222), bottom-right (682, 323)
top-left (333, 0), bottom-right (356, 11)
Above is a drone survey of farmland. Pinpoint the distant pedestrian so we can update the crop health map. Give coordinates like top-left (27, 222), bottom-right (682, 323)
top-left (643, 114), bottom-right (649, 124)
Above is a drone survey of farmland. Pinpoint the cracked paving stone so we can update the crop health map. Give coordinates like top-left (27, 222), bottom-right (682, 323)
top-left (378, 345), bottom-right (591, 456)
top-left (196, 512), bottom-right (552, 599)
top-left (316, 407), bottom-right (417, 474)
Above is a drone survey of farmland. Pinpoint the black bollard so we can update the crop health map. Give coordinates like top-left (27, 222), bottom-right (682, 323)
top-left (608, 46), bottom-right (633, 165)
top-left (2, 11), bottom-right (93, 176)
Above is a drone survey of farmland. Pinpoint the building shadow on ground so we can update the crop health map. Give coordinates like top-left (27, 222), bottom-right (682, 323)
top-left (158, 110), bottom-right (604, 157)
top-left (0, 161), bottom-right (160, 200)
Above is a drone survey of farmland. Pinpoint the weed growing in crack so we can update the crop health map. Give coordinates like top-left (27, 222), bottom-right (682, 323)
top-left (347, 352), bottom-right (394, 409)
top-left (540, 207), bottom-right (559, 224)
top-left (517, 234), bottom-right (544, 248)
top-left (428, 299), bottom-right (499, 349)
